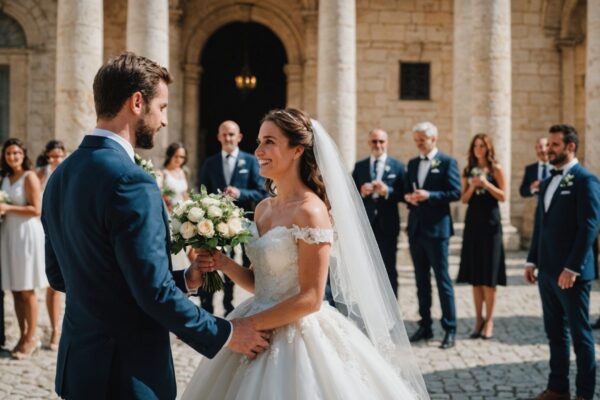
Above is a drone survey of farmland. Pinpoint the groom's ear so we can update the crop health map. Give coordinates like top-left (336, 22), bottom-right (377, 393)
top-left (128, 91), bottom-right (145, 116)
top-left (293, 145), bottom-right (304, 160)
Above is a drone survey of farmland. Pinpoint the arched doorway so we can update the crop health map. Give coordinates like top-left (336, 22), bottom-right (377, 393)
top-left (200, 22), bottom-right (287, 158)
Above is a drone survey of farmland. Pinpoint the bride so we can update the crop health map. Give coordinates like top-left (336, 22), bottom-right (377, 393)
top-left (183, 109), bottom-right (429, 400)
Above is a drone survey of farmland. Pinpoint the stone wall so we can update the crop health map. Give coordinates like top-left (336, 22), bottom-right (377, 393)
top-left (510, 0), bottom-right (562, 228)
top-left (354, 0), bottom-right (454, 164)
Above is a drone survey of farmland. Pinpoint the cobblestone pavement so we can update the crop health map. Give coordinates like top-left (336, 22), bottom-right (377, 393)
top-left (1, 250), bottom-right (599, 399)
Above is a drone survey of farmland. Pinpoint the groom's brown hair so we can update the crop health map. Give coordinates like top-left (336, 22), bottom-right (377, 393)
top-left (93, 52), bottom-right (172, 119)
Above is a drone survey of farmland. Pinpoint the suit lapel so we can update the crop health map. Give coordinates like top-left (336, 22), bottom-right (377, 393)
top-left (229, 153), bottom-right (241, 185)
top-left (422, 155), bottom-right (441, 189)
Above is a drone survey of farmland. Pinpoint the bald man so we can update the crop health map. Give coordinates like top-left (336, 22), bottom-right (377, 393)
top-left (352, 128), bottom-right (405, 297)
top-left (199, 120), bottom-right (267, 315)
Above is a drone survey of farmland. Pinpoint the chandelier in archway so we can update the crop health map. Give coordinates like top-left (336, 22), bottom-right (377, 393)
top-left (234, 23), bottom-right (257, 92)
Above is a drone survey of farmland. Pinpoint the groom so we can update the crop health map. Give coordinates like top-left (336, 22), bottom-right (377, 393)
top-left (525, 125), bottom-right (599, 400)
top-left (42, 53), bottom-right (269, 400)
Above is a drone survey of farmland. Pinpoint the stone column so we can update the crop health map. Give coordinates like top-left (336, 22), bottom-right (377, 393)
top-left (316, 0), bottom-right (356, 170)
top-left (452, 0), bottom-right (471, 223)
top-left (586, 0), bottom-right (600, 177)
top-left (302, 7), bottom-right (318, 115)
top-left (127, 0), bottom-right (170, 161)
top-left (168, 3), bottom-right (184, 144)
top-left (284, 64), bottom-right (303, 109)
top-left (471, 0), bottom-right (519, 249)
top-left (558, 42), bottom-right (576, 125)
top-left (55, 0), bottom-right (103, 151)
top-left (183, 64), bottom-right (202, 186)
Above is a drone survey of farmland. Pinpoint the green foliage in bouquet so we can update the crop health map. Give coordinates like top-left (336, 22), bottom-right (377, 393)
top-left (162, 186), bottom-right (177, 199)
top-left (169, 185), bottom-right (253, 292)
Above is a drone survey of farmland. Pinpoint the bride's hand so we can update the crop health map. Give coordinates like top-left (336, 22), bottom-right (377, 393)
top-left (193, 249), bottom-right (217, 273)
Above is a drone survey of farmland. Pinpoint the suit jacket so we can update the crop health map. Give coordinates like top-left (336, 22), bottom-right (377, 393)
top-left (527, 163), bottom-right (600, 280)
top-left (352, 156), bottom-right (405, 236)
top-left (403, 151), bottom-right (461, 239)
top-left (199, 150), bottom-right (267, 213)
top-left (520, 162), bottom-right (542, 197)
top-left (42, 136), bottom-right (231, 400)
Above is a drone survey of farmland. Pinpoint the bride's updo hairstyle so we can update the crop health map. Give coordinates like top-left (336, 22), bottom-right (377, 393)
top-left (261, 108), bottom-right (330, 209)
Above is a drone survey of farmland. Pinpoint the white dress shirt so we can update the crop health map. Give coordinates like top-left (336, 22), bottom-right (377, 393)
top-left (221, 148), bottom-right (240, 185)
top-left (369, 153), bottom-right (387, 182)
top-left (417, 148), bottom-right (439, 188)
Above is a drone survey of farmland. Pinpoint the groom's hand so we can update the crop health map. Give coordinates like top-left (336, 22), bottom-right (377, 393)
top-left (228, 317), bottom-right (270, 360)
top-left (184, 253), bottom-right (215, 290)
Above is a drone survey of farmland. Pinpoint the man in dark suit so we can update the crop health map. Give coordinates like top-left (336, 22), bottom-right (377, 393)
top-left (199, 120), bottom-right (267, 315)
top-left (520, 137), bottom-right (550, 197)
top-left (525, 124), bottom-right (600, 400)
top-left (403, 121), bottom-right (461, 349)
top-left (352, 128), bottom-right (405, 297)
top-left (42, 53), bottom-right (268, 399)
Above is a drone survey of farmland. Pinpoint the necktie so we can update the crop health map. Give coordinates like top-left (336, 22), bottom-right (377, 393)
top-left (224, 154), bottom-right (233, 185)
top-left (541, 164), bottom-right (548, 180)
top-left (371, 159), bottom-right (379, 181)
top-left (550, 169), bottom-right (563, 177)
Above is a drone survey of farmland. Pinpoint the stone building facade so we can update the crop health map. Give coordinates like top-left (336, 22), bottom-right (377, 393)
top-left (0, 0), bottom-right (598, 245)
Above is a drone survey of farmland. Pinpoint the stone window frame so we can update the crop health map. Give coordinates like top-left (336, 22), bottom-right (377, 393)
top-left (0, 48), bottom-right (29, 143)
top-left (399, 61), bottom-right (431, 101)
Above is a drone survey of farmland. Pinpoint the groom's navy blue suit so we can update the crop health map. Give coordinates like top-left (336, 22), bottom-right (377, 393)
top-left (404, 151), bottom-right (461, 333)
top-left (527, 163), bottom-right (600, 399)
top-left (42, 136), bottom-right (231, 400)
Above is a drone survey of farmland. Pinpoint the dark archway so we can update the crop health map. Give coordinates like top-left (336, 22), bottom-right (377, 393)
top-left (200, 22), bottom-right (287, 159)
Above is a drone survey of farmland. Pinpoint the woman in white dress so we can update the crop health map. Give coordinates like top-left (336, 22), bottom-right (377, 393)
top-left (0, 138), bottom-right (47, 360)
top-left (161, 142), bottom-right (190, 269)
top-left (36, 139), bottom-right (66, 351)
top-left (183, 109), bottom-right (429, 399)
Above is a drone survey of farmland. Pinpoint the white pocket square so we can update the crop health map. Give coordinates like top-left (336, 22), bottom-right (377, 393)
top-left (387, 174), bottom-right (397, 179)
top-left (560, 190), bottom-right (571, 195)
top-left (238, 169), bottom-right (249, 174)
top-left (430, 169), bottom-right (440, 173)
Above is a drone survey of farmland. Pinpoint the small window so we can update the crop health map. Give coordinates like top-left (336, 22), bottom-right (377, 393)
top-left (0, 66), bottom-right (8, 143)
top-left (0, 12), bottom-right (27, 48)
top-left (399, 62), bottom-right (430, 100)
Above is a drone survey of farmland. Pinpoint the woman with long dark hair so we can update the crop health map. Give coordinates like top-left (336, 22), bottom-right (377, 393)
top-left (457, 133), bottom-right (507, 340)
top-left (0, 138), bottom-right (47, 359)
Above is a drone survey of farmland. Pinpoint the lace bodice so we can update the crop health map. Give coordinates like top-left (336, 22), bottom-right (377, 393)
top-left (245, 224), bottom-right (334, 306)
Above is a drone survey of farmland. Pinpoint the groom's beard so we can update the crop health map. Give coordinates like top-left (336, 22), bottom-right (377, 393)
top-left (548, 149), bottom-right (567, 166)
top-left (135, 117), bottom-right (155, 150)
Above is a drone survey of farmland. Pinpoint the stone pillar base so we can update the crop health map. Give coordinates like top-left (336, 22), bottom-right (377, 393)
top-left (502, 223), bottom-right (521, 251)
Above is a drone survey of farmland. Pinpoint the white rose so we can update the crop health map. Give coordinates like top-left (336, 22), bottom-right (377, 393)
top-left (216, 222), bottom-right (230, 237)
top-left (187, 207), bottom-right (205, 223)
top-left (231, 208), bottom-right (242, 218)
top-left (201, 197), bottom-right (220, 207)
top-left (207, 205), bottom-right (223, 218)
top-left (197, 219), bottom-right (215, 238)
top-left (171, 218), bottom-right (182, 233)
top-left (179, 221), bottom-right (196, 240)
top-left (227, 218), bottom-right (243, 236)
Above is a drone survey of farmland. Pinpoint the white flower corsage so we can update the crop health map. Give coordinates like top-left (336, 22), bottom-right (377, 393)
top-left (430, 158), bottom-right (441, 169)
top-left (237, 159), bottom-right (246, 167)
top-left (134, 153), bottom-right (157, 179)
top-left (559, 173), bottom-right (574, 188)
top-left (384, 165), bottom-right (391, 172)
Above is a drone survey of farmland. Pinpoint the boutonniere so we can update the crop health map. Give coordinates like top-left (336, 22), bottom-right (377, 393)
top-left (384, 165), bottom-right (391, 172)
top-left (134, 153), bottom-right (157, 179)
top-left (430, 158), bottom-right (441, 169)
top-left (559, 173), bottom-right (574, 188)
top-left (237, 159), bottom-right (246, 168)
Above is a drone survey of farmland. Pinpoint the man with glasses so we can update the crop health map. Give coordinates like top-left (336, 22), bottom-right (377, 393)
top-left (352, 128), bottom-right (405, 297)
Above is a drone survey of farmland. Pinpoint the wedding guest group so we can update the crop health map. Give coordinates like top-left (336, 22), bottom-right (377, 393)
top-left (525, 124), bottom-right (600, 400)
top-left (352, 128), bottom-right (405, 297)
top-left (404, 121), bottom-right (461, 349)
top-left (198, 120), bottom-right (267, 315)
top-left (0, 138), bottom-right (47, 360)
top-left (456, 133), bottom-right (507, 340)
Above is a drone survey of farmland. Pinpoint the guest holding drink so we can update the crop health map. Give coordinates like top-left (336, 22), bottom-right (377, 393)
top-left (456, 134), bottom-right (507, 340)
top-left (36, 139), bottom-right (66, 350)
top-left (0, 138), bottom-right (47, 359)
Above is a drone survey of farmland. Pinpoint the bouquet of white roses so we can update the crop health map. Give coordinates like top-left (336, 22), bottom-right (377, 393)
top-left (0, 190), bottom-right (10, 204)
top-left (469, 167), bottom-right (487, 195)
top-left (170, 186), bottom-right (253, 292)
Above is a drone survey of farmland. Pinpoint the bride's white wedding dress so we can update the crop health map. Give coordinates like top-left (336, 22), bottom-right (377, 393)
top-left (181, 224), bottom-right (419, 400)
